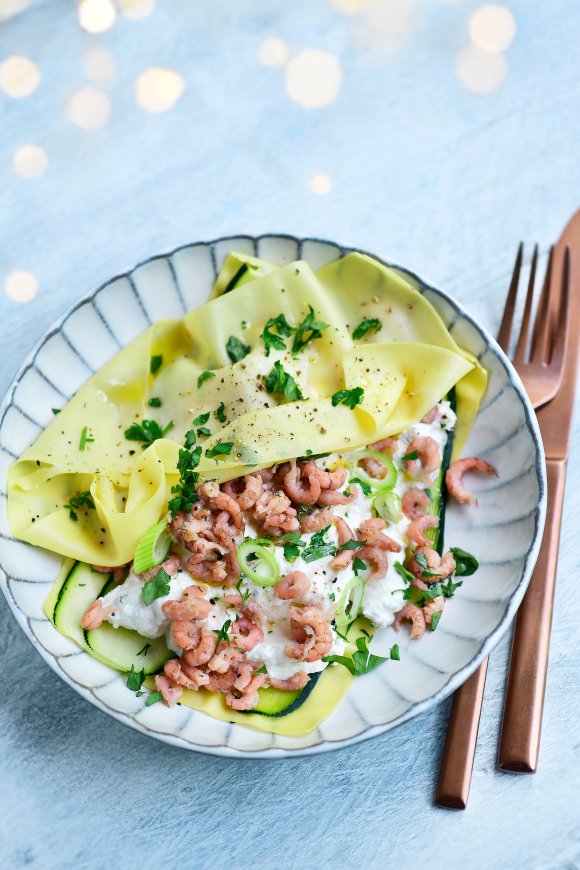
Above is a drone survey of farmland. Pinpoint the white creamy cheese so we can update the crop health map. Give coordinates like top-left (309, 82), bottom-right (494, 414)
top-left (101, 569), bottom-right (194, 638)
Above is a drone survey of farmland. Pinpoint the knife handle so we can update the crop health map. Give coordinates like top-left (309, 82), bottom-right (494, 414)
top-left (498, 458), bottom-right (566, 772)
top-left (435, 658), bottom-right (488, 808)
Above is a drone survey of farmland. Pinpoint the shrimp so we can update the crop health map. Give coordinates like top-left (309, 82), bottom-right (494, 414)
top-left (170, 620), bottom-right (201, 651)
top-left (226, 670), bottom-right (267, 710)
top-left (329, 517), bottom-right (356, 571)
top-left (255, 490), bottom-right (299, 535)
top-left (186, 556), bottom-right (228, 584)
top-left (318, 487), bottom-right (357, 506)
top-left (181, 627), bottom-right (215, 665)
top-left (139, 553), bottom-right (181, 583)
top-left (402, 486), bottom-right (430, 520)
top-left (358, 520), bottom-right (401, 552)
top-left (225, 686), bottom-right (261, 711)
top-left (223, 474), bottom-right (263, 510)
top-left (407, 547), bottom-right (456, 580)
top-left (299, 508), bottom-right (334, 533)
top-left (369, 437), bottom-right (398, 453)
top-left (268, 672), bottom-right (310, 691)
top-left (276, 570), bottom-right (310, 600)
top-left (208, 644), bottom-right (243, 674)
top-left (286, 605), bottom-right (333, 663)
top-left (241, 597), bottom-right (266, 627)
top-left (357, 545), bottom-right (389, 579)
top-left (283, 461), bottom-right (321, 505)
top-left (164, 658), bottom-right (209, 690)
top-left (231, 617), bottom-right (264, 651)
top-left (445, 457), bottom-right (497, 505)
top-left (420, 406), bottom-right (438, 424)
top-left (304, 462), bottom-right (347, 491)
top-left (170, 504), bottom-right (212, 549)
top-left (407, 513), bottom-right (439, 547)
top-left (198, 482), bottom-right (244, 531)
top-left (81, 599), bottom-right (112, 630)
top-left (233, 662), bottom-right (255, 692)
top-left (423, 595), bottom-right (445, 626)
top-left (162, 585), bottom-right (212, 621)
top-left (206, 667), bottom-right (237, 692)
top-left (404, 436), bottom-right (441, 478)
top-left (154, 673), bottom-right (183, 707)
top-left (394, 603), bottom-right (426, 639)
top-left (359, 456), bottom-right (387, 479)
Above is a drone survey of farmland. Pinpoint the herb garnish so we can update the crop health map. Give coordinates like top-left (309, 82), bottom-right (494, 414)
top-left (136, 643), bottom-right (151, 656)
top-left (168, 444), bottom-right (202, 516)
top-left (424, 487), bottom-right (433, 500)
top-left (278, 530), bottom-right (305, 562)
top-left (79, 426), bottom-right (95, 451)
top-left (262, 313), bottom-right (294, 356)
top-left (450, 547), bottom-right (479, 576)
top-left (127, 665), bottom-right (146, 692)
top-left (198, 370), bottom-right (215, 388)
top-left (440, 577), bottom-right (463, 598)
top-left (125, 419), bottom-right (174, 447)
top-left (51, 408), bottom-right (60, 415)
top-left (352, 318), bottom-right (382, 340)
top-left (352, 557), bottom-right (367, 576)
top-left (215, 402), bottom-right (227, 423)
top-left (323, 635), bottom-right (399, 676)
top-left (401, 449), bottom-right (419, 461)
top-left (205, 442), bottom-right (233, 459)
top-left (430, 611), bottom-right (442, 631)
top-left (291, 306), bottom-right (328, 355)
top-left (255, 664), bottom-right (268, 675)
top-left (213, 619), bottom-right (232, 651)
top-left (263, 361), bottom-right (304, 402)
top-left (141, 568), bottom-right (171, 606)
top-left (338, 539), bottom-right (365, 552)
top-left (349, 476), bottom-right (373, 496)
top-left (145, 691), bottom-right (163, 706)
top-left (235, 579), bottom-right (251, 604)
top-left (415, 551), bottom-right (439, 579)
top-left (331, 387), bottom-right (364, 409)
top-left (394, 561), bottom-right (414, 584)
top-left (150, 354), bottom-right (163, 375)
top-left (64, 490), bottom-right (95, 522)
top-left (148, 397), bottom-right (162, 408)
top-left (301, 526), bottom-right (337, 562)
top-left (226, 335), bottom-right (250, 363)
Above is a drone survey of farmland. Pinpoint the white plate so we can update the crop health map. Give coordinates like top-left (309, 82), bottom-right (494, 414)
top-left (0, 234), bottom-right (546, 757)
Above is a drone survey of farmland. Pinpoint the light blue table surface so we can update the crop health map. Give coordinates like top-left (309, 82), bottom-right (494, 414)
top-left (1, 1), bottom-right (579, 868)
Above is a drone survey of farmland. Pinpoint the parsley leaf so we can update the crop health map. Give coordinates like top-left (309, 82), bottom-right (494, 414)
top-left (148, 397), bottom-right (162, 408)
top-left (262, 313), bottom-right (294, 356)
top-left (215, 402), bottom-right (228, 423)
top-left (349, 476), bottom-right (373, 496)
top-left (79, 426), bottom-right (95, 451)
top-left (226, 335), bottom-right (250, 363)
top-left (198, 370), bottom-right (215, 388)
top-left (141, 568), bottom-right (171, 606)
top-left (338, 539), bottom-right (365, 552)
top-left (394, 561), bottom-right (414, 584)
top-left (125, 419), bottom-right (174, 447)
top-left (401, 449), bottom-right (419, 461)
top-left (63, 490), bottom-right (95, 522)
top-left (279, 530), bottom-right (305, 562)
top-left (150, 354), bottom-right (163, 374)
top-left (415, 550), bottom-right (439, 579)
top-left (323, 635), bottom-right (398, 676)
top-left (430, 611), bottom-right (442, 631)
top-left (291, 306), bottom-right (328, 355)
top-left (353, 557), bottom-right (367, 576)
top-left (205, 442), bottom-right (233, 459)
top-left (193, 412), bottom-right (210, 426)
top-left (441, 577), bottom-right (463, 598)
top-left (263, 361), bottom-right (304, 402)
top-left (424, 487), bottom-right (433, 500)
top-left (352, 318), bottom-right (382, 340)
top-left (451, 547), bottom-right (479, 576)
top-left (51, 407), bottom-right (60, 415)
top-left (168, 444), bottom-right (202, 516)
top-left (331, 387), bottom-right (364, 409)
top-left (301, 525), bottom-right (337, 562)
top-left (145, 691), bottom-right (163, 706)
top-left (127, 665), bottom-right (145, 692)
top-left (390, 643), bottom-right (400, 661)
top-left (212, 619), bottom-right (232, 652)
top-left (255, 664), bottom-right (268, 675)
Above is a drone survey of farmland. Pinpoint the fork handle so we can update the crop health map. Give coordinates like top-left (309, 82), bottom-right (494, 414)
top-left (498, 458), bottom-right (566, 772)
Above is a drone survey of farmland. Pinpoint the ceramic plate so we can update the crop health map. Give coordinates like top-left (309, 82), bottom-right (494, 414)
top-left (0, 235), bottom-right (546, 757)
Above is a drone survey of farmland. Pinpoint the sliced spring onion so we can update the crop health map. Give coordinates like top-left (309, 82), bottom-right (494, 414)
top-left (237, 540), bottom-right (281, 587)
top-left (335, 576), bottom-right (365, 630)
top-left (347, 450), bottom-right (397, 492)
top-left (133, 520), bottom-right (172, 574)
top-left (372, 491), bottom-right (402, 524)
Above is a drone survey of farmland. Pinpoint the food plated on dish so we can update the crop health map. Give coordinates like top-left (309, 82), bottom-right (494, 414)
top-left (6, 248), bottom-right (499, 734)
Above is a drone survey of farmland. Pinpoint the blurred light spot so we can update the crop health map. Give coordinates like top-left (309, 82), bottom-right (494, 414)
top-left (353, 0), bottom-right (415, 63)
top-left (0, 0), bottom-right (30, 21)
top-left (0, 56), bottom-right (40, 99)
top-left (120, 0), bottom-right (155, 19)
top-left (83, 45), bottom-right (116, 83)
top-left (12, 145), bottom-right (48, 179)
top-left (456, 45), bottom-right (507, 92)
top-left (330, 0), bottom-right (370, 13)
top-left (78, 0), bottom-right (116, 34)
top-left (5, 270), bottom-right (38, 303)
top-left (286, 50), bottom-right (341, 109)
top-left (258, 37), bottom-right (289, 67)
top-left (135, 67), bottom-right (185, 112)
top-left (469, 4), bottom-right (516, 52)
top-left (309, 173), bottom-right (333, 195)
top-left (68, 87), bottom-right (111, 129)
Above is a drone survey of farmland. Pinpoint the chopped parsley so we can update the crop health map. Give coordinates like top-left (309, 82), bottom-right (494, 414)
top-left (145, 691), bottom-right (163, 706)
top-left (205, 442), bottom-right (233, 459)
top-left (338, 538), bottom-right (365, 552)
top-left (263, 361), bottom-right (304, 402)
top-left (291, 306), bottom-right (328, 355)
top-left (168, 444), bottom-right (202, 516)
top-left (141, 568), bottom-right (171, 606)
top-left (352, 557), bottom-right (367, 576)
top-left (235, 579), bottom-right (251, 604)
top-left (331, 387), bottom-right (364, 409)
top-left (349, 476), bottom-right (372, 496)
top-left (213, 619), bottom-right (232, 651)
top-left (301, 526), bottom-right (337, 562)
top-left (191, 412), bottom-right (211, 438)
top-left (451, 547), bottom-right (479, 576)
top-left (64, 490), bottom-right (95, 522)
top-left (148, 397), bottom-right (162, 408)
top-left (125, 419), bottom-right (174, 447)
top-left (127, 665), bottom-right (146, 692)
top-left (424, 487), bottom-right (433, 500)
top-left (51, 408), bottom-right (60, 415)
top-left (323, 635), bottom-right (399, 676)
top-left (226, 335), bottom-right (250, 363)
top-left (352, 318), bottom-right (382, 340)
top-left (255, 664), bottom-right (268, 674)
top-left (150, 354), bottom-right (163, 375)
top-left (430, 611), bottom-right (442, 632)
top-left (278, 530), bottom-right (305, 562)
top-left (441, 576), bottom-right (463, 598)
top-left (401, 449), bottom-right (419, 462)
top-left (415, 551), bottom-right (439, 579)
top-left (215, 402), bottom-right (227, 423)
top-left (184, 429), bottom-right (197, 449)
top-left (261, 313), bottom-right (294, 356)
top-left (197, 370), bottom-right (215, 388)
top-left (394, 561), bottom-right (414, 584)
top-left (79, 426), bottom-right (95, 451)
top-left (136, 643), bottom-right (151, 656)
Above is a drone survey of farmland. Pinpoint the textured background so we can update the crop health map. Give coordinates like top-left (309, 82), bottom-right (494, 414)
top-left (1, 1), bottom-right (579, 868)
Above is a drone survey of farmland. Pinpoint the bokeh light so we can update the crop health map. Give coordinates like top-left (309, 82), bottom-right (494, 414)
top-left (120, 0), bottom-right (155, 20)
top-left (309, 172), bottom-right (333, 195)
top-left (353, 0), bottom-right (415, 63)
top-left (329, 0), bottom-right (370, 13)
top-left (0, 0), bottom-right (30, 21)
top-left (83, 45), bottom-right (117, 83)
top-left (135, 67), bottom-right (186, 112)
top-left (0, 55), bottom-right (40, 99)
top-left (456, 45), bottom-right (508, 92)
top-left (5, 270), bottom-right (38, 303)
top-left (258, 38), bottom-right (289, 67)
top-left (469, 4), bottom-right (516, 53)
top-left (78, 0), bottom-right (116, 34)
top-left (12, 145), bottom-right (48, 179)
top-left (68, 87), bottom-right (111, 129)
top-left (285, 50), bottom-right (341, 109)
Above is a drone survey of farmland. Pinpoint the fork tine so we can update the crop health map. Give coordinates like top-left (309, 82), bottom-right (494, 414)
top-left (548, 245), bottom-right (571, 375)
top-left (497, 242), bottom-right (523, 353)
top-left (530, 246), bottom-right (554, 363)
top-left (513, 244), bottom-right (539, 365)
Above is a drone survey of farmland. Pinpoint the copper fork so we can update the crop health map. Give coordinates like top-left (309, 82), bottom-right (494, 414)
top-left (436, 241), bottom-right (571, 809)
